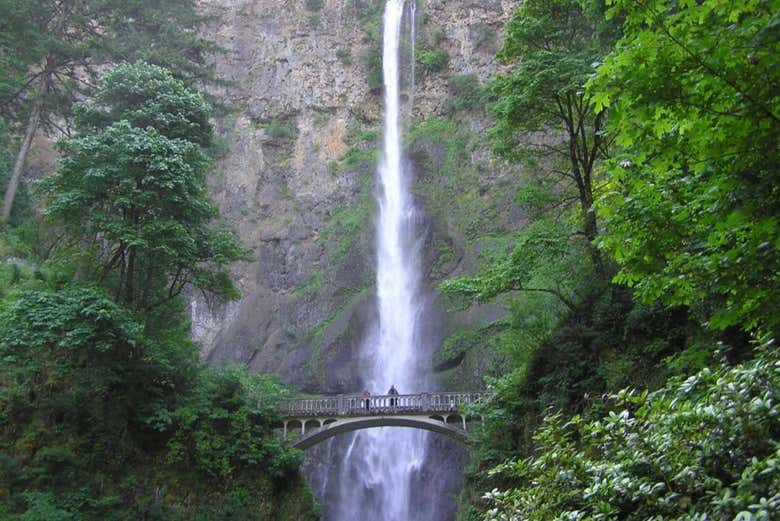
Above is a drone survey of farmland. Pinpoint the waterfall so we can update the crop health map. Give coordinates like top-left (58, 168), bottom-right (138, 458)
top-left (372, 0), bottom-right (422, 394)
top-left (409, 0), bottom-right (416, 113)
top-left (330, 1), bottom-right (430, 519)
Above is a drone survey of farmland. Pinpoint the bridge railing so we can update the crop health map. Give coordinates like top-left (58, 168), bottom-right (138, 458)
top-left (282, 391), bottom-right (489, 418)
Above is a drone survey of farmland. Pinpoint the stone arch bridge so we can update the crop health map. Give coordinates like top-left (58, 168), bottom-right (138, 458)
top-left (282, 391), bottom-right (488, 449)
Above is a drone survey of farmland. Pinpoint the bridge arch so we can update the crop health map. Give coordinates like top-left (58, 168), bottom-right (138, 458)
top-left (290, 415), bottom-right (468, 450)
top-left (281, 391), bottom-right (489, 450)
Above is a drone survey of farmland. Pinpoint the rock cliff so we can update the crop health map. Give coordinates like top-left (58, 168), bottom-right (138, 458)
top-left (194, 0), bottom-right (517, 395)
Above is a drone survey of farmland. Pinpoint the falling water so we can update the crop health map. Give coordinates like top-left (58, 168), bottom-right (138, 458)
top-left (372, 0), bottom-right (422, 390)
top-left (332, 1), bottom-right (429, 519)
top-left (409, 0), bottom-right (416, 113)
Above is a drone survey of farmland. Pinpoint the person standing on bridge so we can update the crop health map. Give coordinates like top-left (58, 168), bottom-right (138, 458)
top-left (388, 385), bottom-right (398, 408)
top-left (362, 389), bottom-right (370, 412)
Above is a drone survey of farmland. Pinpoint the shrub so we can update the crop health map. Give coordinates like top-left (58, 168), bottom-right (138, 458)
top-left (263, 120), bottom-right (296, 141)
top-left (417, 48), bottom-right (449, 73)
top-left (448, 74), bottom-right (486, 112)
top-left (363, 46), bottom-right (382, 92)
top-left (166, 366), bottom-right (302, 480)
top-left (483, 341), bottom-right (780, 520)
top-left (336, 48), bottom-right (352, 65)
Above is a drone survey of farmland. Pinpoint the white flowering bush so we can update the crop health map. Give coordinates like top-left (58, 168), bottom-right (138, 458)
top-left (483, 341), bottom-right (780, 520)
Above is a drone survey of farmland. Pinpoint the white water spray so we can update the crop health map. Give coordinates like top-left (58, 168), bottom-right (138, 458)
top-left (332, 1), bottom-right (429, 519)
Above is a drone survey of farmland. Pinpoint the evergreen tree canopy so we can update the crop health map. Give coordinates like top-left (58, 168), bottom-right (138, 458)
top-left (0, 0), bottom-right (221, 222)
top-left (41, 63), bottom-right (247, 311)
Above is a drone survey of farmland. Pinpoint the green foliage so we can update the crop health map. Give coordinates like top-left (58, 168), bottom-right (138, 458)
top-left (41, 63), bottom-right (247, 310)
top-left (0, 287), bottom-right (196, 451)
top-left (347, 125), bottom-right (380, 145)
top-left (448, 74), bottom-right (488, 113)
top-left (0, 61), bottom-right (314, 518)
top-left (321, 130), bottom-right (377, 266)
top-left (166, 366), bottom-right (302, 481)
top-left (405, 118), bottom-right (519, 323)
top-left (456, 281), bottom-right (712, 519)
top-left (75, 62), bottom-right (213, 146)
top-left (307, 13), bottom-right (321, 29)
top-left (458, 2), bottom-right (777, 519)
top-left (322, 200), bottom-right (373, 265)
top-left (0, 1), bottom-right (46, 109)
top-left (482, 341), bottom-right (780, 520)
top-left (329, 146), bottom-right (377, 176)
top-left (435, 329), bottom-right (482, 370)
top-left (102, 0), bottom-right (222, 86)
top-left (491, 0), bottom-right (617, 147)
top-left (407, 118), bottom-right (466, 190)
top-left (350, 0), bottom-right (384, 21)
top-left (356, 2), bottom-right (384, 92)
top-left (262, 120), bottom-right (297, 142)
top-left (435, 322), bottom-right (521, 390)
top-left (0, 0), bottom-right (221, 220)
top-left (292, 273), bottom-right (323, 300)
top-left (490, 0), bottom-right (620, 251)
top-left (336, 48), bottom-right (353, 65)
top-left (0, 287), bottom-right (314, 519)
top-left (305, 0), bottom-right (324, 11)
top-left (473, 24), bottom-right (497, 52)
top-left (0, 288), bottom-right (200, 520)
top-left (590, 0), bottom-right (780, 337)
top-left (441, 218), bottom-right (588, 313)
top-left (363, 45), bottom-right (383, 92)
top-left (416, 47), bottom-right (449, 73)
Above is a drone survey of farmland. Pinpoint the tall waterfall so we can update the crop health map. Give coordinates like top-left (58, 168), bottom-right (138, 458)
top-left (333, 1), bottom-right (429, 519)
top-left (373, 0), bottom-right (422, 393)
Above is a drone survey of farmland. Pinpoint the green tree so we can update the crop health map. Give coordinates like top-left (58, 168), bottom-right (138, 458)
top-left (164, 367), bottom-right (303, 481)
top-left (441, 218), bottom-right (585, 313)
top-left (490, 0), bottom-right (620, 273)
top-left (0, 289), bottom-right (314, 519)
top-left (41, 63), bottom-right (247, 311)
top-left (102, 0), bottom-right (222, 84)
top-left (0, 0), bottom-right (220, 223)
top-left (0, 288), bottom-right (196, 458)
top-left (590, 0), bottom-right (780, 336)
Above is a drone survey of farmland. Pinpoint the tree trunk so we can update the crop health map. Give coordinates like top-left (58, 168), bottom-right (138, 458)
top-left (125, 246), bottom-right (135, 308)
top-left (2, 87), bottom-right (45, 222)
top-left (580, 181), bottom-right (606, 279)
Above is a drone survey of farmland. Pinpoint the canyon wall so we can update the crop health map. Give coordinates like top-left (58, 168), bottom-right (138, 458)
top-left (194, 0), bottom-right (518, 393)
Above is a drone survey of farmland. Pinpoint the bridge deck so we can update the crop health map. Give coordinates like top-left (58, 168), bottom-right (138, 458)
top-left (282, 391), bottom-right (488, 419)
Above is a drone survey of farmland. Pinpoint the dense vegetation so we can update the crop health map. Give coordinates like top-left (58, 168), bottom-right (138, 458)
top-left (0, 2), bottom-right (318, 515)
top-left (441, 0), bottom-right (779, 519)
top-left (1, 0), bottom-right (778, 520)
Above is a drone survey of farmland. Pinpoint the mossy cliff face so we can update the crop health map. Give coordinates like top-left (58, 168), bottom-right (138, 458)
top-left (193, 0), bottom-right (516, 394)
